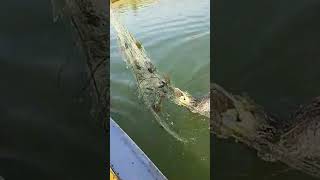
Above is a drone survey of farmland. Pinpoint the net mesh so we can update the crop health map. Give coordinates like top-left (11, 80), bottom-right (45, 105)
top-left (110, 7), bottom-right (209, 142)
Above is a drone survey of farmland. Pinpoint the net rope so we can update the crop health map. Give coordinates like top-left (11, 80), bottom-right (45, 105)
top-left (110, 7), bottom-right (209, 142)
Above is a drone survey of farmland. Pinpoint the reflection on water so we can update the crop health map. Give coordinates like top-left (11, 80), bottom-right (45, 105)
top-left (111, 0), bottom-right (210, 179)
top-left (213, 0), bottom-right (320, 179)
top-left (111, 0), bottom-right (158, 11)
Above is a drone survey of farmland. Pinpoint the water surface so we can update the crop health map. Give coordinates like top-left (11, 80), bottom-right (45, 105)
top-left (213, 0), bottom-right (320, 179)
top-left (0, 1), bottom-right (105, 179)
top-left (110, 0), bottom-right (210, 179)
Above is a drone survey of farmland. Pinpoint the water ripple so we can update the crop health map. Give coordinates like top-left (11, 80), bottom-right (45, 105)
top-left (110, 0), bottom-right (210, 178)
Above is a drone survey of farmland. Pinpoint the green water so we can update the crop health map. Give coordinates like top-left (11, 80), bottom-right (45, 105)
top-left (110, 0), bottom-right (210, 179)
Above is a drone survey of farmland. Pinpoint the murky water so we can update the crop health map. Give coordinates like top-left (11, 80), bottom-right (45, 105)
top-left (0, 1), bottom-right (105, 179)
top-left (110, 0), bottom-right (210, 179)
top-left (213, 0), bottom-right (320, 179)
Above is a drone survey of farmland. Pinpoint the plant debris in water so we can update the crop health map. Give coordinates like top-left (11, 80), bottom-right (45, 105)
top-left (211, 83), bottom-right (320, 178)
top-left (110, 7), bottom-right (210, 143)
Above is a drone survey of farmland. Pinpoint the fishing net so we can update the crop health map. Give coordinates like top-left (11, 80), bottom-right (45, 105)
top-left (51, 0), bottom-right (109, 127)
top-left (110, 7), bottom-right (209, 142)
top-left (211, 83), bottom-right (320, 178)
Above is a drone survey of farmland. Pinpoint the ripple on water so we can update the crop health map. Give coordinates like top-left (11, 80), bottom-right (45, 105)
top-left (110, 0), bottom-right (210, 179)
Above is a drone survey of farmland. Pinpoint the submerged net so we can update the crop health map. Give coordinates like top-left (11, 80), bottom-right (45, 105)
top-left (110, 8), bottom-right (209, 142)
top-left (211, 83), bottom-right (320, 178)
top-left (51, 0), bottom-right (109, 127)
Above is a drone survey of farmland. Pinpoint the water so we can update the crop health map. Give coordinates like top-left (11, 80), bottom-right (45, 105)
top-left (110, 0), bottom-right (210, 179)
top-left (213, 0), bottom-right (320, 179)
top-left (0, 0), bottom-right (105, 179)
